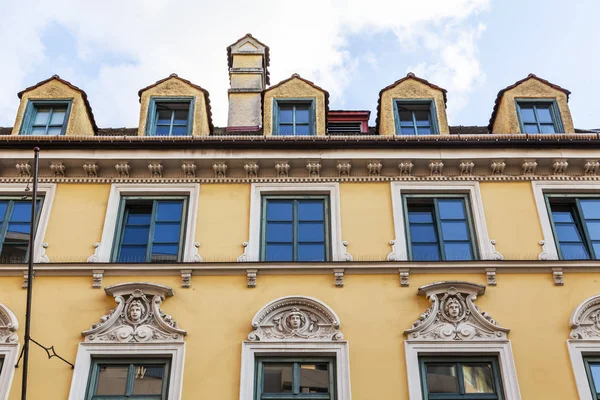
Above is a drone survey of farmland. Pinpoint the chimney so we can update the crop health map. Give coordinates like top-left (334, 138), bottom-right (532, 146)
top-left (226, 34), bottom-right (269, 132)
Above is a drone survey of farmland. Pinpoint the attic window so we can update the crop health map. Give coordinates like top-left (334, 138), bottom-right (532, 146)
top-left (516, 100), bottom-right (563, 134)
top-left (21, 100), bottom-right (72, 136)
top-left (274, 100), bottom-right (315, 136)
top-left (327, 122), bottom-right (362, 134)
top-left (147, 97), bottom-right (195, 136)
top-left (394, 100), bottom-right (438, 135)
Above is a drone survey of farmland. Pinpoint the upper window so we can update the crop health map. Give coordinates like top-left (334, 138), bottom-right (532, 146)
top-left (21, 100), bottom-right (72, 136)
top-left (546, 195), bottom-right (600, 260)
top-left (404, 195), bottom-right (478, 261)
top-left (85, 358), bottom-right (170, 400)
top-left (0, 198), bottom-right (43, 263)
top-left (261, 196), bottom-right (330, 262)
top-left (256, 358), bottom-right (335, 399)
top-left (585, 357), bottom-right (600, 399)
top-left (420, 357), bottom-right (504, 400)
top-left (275, 100), bottom-right (314, 136)
top-left (147, 97), bottom-right (194, 136)
top-left (394, 100), bottom-right (438, 135)
top-left (516, 100), bottom-right (563, 134)
top-left (113, 197), bottom-right (188, 263)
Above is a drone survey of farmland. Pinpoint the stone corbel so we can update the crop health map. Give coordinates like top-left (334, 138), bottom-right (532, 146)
top-left (237, 242), bottom-right (249, 262)
top-left (306, 161), bottom-right (321, 177)
top-left (92, 270), bottom-right (104, 289)
top-left (181, 270), bottom-right (192, 288)
top-left (584, 160), bottom-right (600, 175)
top-left (87, 242), bottom-right (101, 263)
top-left (148, 162), bottom-right (163, 178)
top-left (246, 269), bottom-right (257, 288)
top-left (115, 162), bottom-right (130, 178)
top-left (275, 162), bottom-right (290, 177)
top-left (22, 270), bottom-right (34, 289)
top-left (367, 161), bottom-right (382, 176)
top-left (38, 242), bottom-right (50, 263)
top-left (398, 161), bottom-right (413, 176)
top-left (50, 161), bottom-right (66, 177)
top-left (83, 162), bottom-right (99, 177)
top-left (485, 268), bottom-right (497, 286)
top-left (553, 159), bottom-right (569, 175)
top-left (552, 268), bottom-right (564, 286)
top-left (213, 162), bottom-right (228, 178)
top-left (333, 269), bottom-right (344, 287)
top-left (341, 241), bottom-right (353, 261)
top-left (538, 240), bottom-right (549, 261)
top-left (399, 268), bottom-right (410, 287)
top-left (429, 161), bottom-right (444, 176)
top-left (387, 240), bottom-right (400, 261)
top-left (490, 160), bottom-right (506, 175)
top-left (193, 242), bottom-right (203, 262)
top-left (244, 162), bottom-right (259, 178)
top-left (16, 162), bottom-right (31, 177)
top-left (181, 162), bottom-right (196, 178)
top-left (490, 240), bottom-right (503, 260)
top-left (522, 159), bottom-right (538, 175)
top-left (336, 161), bottom-right (351, 177)
top-left (459, 161), bottom-right (475, 176)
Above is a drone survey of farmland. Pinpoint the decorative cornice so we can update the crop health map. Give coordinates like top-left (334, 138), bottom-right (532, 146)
top-left (16, 162), bottom-right (31, 177)
top-left (83, 162), bottom-right (99, 177)
top-left (115, 162), bottom-right (130, 177)
top-left (585, 160), bottom-right (600, 175)
top-left (50, 162), bottom-right (65, 177)
top-left (570, 294), bottom-right (600, 339)
top-left (522, 159), bottom-right (538, 175)
top-left (553, 159), bottom-right (569, 175)
top-left (213, 162), bottom-right (227, 178)
top-left (490, 160), bottom-right (506, 175)
top-left (398, 161), bottom-right (413, 176)
top-left (459, 161), bottom-right (475, 176)
top-left (367, 161), bottom-right (382, 176)
top-left (429, 161), bottom-right (444, 176)
top-left (244, 162), bottom-right (259, 178)
top-left (306, 161), bottom-right (321, 177)
top-left (337, 161), bottom-right (351, 177)
top-left (275, 162), bottom-right (290, 177)
top-left (148, 162), bottom-right (163, 178)
top-left (181, 162), bottom-right (196, 178)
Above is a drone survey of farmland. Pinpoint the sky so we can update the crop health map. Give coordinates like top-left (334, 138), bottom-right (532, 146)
top-left (0, 0), bottom-right (598, 129)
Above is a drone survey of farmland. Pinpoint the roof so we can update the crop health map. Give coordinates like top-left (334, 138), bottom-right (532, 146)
top-left (17, 75), bottom-right (98, 133)
top-left (375, 72), bottom-right (448, 132)
top-left (488, 73), bottom-right (572, 131)
top-left (138, 74), bottom-right (214, 132)
top-left (227, 33), bottom-right (270, 85)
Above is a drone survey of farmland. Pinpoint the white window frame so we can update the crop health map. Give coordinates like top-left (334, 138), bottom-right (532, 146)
top-left (532, 181), bottom-right (600, 261)
top-left (390, 182), bottom-right (494, 261)
top-left (239, 341), bottom-right (351, 400)
top-left (567, 340), bottom-right (600, 400)
top-left (0, 344), bottom-right (19, 400)
top-left (68, 342), bottom-right (186, 400)
top-left (0, 183), bottom-right (56, 263)
top-left (94, 183), bottom-right (200, 262)
top-left (246, 182), bottom-right (344, 262)
top-left (405, 341), bottom-right (521, 400)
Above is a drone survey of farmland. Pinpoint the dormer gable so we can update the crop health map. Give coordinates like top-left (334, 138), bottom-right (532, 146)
top-left (262, 73), bottom-right (329, 136)
top-left (12, 75), bottom-right (97, 136)
top-left (376, 73), bottom-right (449, 136)
top-left (227, 33), bottom-right (270, 85)
top-left (137, 74), bottom-right (213, 136)
top-left (488, 73), bottom-right (574, 134)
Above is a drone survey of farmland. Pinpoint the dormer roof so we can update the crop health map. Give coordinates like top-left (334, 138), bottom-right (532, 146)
top-left (227, 33), bottom-right (270, 85)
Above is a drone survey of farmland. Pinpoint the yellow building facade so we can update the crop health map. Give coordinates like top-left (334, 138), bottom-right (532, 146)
top-left (0, 34), bottom-right (599, 400)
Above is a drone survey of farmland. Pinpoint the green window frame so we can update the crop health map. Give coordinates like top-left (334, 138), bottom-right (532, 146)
top-left (112, 196), bottom-right (188, 263)
top-left (584, 356), bottom-right (600, 399)
top-left (260, 196), bottom-right (331, 262)
top-left (403, 194), bottom-right (479, 261)
top-left (273, 98), bottom-right (316, 136)
top-left (20, 99), bottom-right (73, 136)
top-left (146, 97), bottom-right (195, 136)
top-left (545, 194), bottom-right (600, 260)
top-left (0, 197), bottom-right (44, 263)
top-left (419, 356), bottom-right (504, 400)
top-left (515, 99), bottom-right (564, 134)
top-left (255, 357), bottom-right (336, 400)
top-left (393, 99), bottom-right (439, 135)
top-left (85, 357), bottom-right (170, 400)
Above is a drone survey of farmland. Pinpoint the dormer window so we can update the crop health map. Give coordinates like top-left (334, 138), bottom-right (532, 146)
top-left (274, 100), bottom-right (314, 136)
top-left (394, 100), bottom-right (438, 135)
top-left (21, 100), bottom-right (72, 136)
top-left (146, 97), bottom-right (194, 136)
top-left (516, 100), bottom-right (563, 134)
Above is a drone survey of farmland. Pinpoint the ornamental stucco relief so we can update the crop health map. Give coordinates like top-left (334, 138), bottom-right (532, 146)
top-left (248, 296), bottom-right (343, 341)
top-left (0, 303), bottom-right (18, 344)
top-left (82, 282), bottom-right (186, 343)
top-left (404, 281), bottom-right (509, 341)
top-left (570, 294), bottom-right (600, 339)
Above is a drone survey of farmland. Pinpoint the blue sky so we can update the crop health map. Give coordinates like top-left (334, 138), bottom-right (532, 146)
top-left (0, 0), bottom-right (598, 129)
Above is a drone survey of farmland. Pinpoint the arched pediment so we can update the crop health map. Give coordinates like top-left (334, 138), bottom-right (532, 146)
top-left (0, 303), bottom-right (18, 344)
top-left (570, 294), bottom-right (600, 339)
top-left (248, 296), bottom-right (343, 341)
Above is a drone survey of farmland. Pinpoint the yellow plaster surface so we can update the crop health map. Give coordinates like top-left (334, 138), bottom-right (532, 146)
top-left (231, 74), bottom-right (263, 90)
top-left (480, 182), bottom-right (543, 259)
top-left (263, 77), bottom-right (326, 136)
top-left (378, 78), bottom-right (449, 135)
top-left (227, 92), bottom-right (262, 128)
top-left (492, 78), bottom-right (574, 134)
top-left (11, 79), bottom-right (94, 136)
top-left (232, 54), bottom-right (263, 69)
top-left (138, 77), bottom-right (211, 136)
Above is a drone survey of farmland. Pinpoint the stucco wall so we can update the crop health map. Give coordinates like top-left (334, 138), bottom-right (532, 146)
top-left (263, 77), bottom-right (327, 136)
top-left (231, 74), bottom-right (262, 90)
top-left (11, 80), bottom-right (94, 136)
top-left (378, 78), bottom-right (449, 136)
top-left (138, 77), bottom-right (211, 136)
top-left (492, 78), bottom-right (574, 134)
top-left (227, 92), bottom-right (262, 128)
top-left (232, 54), bottom-right (263, 69)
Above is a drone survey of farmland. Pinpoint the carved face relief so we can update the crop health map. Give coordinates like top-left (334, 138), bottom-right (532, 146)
top-left (444, 298), bottom-right (462, 320)
top-left (287, 313), bottom-right (304, 330)
top-left (128, 301), bottom-right (145, 323)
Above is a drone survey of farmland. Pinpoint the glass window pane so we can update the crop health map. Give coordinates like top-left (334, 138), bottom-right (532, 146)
top-left (298, 201), bottom-right (324, 221)
top-left (298, 222), bottom-right (325, 242)
top-left (401, 126), bottom-right (416, 135)
top-left (279, 107), bottom-right (293, 124)
top-left (541, 124), bottom-right (556, 134)
top-left (119, 246), bottom-right (147, 262)
top-left (590, 363), bottom-right (600, 393)
top-left (33, 109), bottom-right (50, 125)
top-left (0, 244), bottom-right (28, 263)
top-left (157, 110), bottom-right (172, 125)
top-left (263, 363), bottom-right (293, 393)
top-left (298, 244), bottom-right (325, 261)
top-left (156, 201), bottom-right (183, 221)
top-left (95, 365), bottom-right (128, 395)
top-left (438, 199), bottom-right (466, 220)
top-left (153, 223), bottom-right (181, 243)
top-left (151, 244), bottom-right (178, 261)
top-left (278, 124), bottom-right (294, 135)
top-left (519, 106), bottom-right (536, 123)
top-left (552, 211), bottom-right (574, 223)
top-left (412, 244), bottom-right (440, 261)
top-left (524, 123), bottom-right (540, 134)
top-left (536, 106), bottom-right (553, 123)
top-left (30, 127), bottom-right (47, 135)
top-left (50, 110), bottom-right (66, 125)
top-left (122, 226), bottom-right (150, 245)
top-left (560, 243), bottom-right (590, 260)
top-left (173, 110), bottom-right (189, 125)
top-left (417, 127), bottom-right (431, 135)
top-left (409, 224), bottom-right (438, 243)
top-left (555, 224), bottom-right (583, 242)
top-left (266, 222), bottom-right (293, 242)
top-left (299, 364), bottom-right (329, 393)
top-left (462, 363), bottom-right (495, 394)
top-left (593, 243), bottom-right (600, 259)
top-left (47, 126), bottom-right (63, 135)
top-left (414, 111), bottom-right (430, 124)
top-left (171, 125), bottom-right (188, 136)
top-left (266, 244), bottom-right (293, 261)
top-left (127, 212), bottom-right (151, 225)
top-left (580, 200), bottom-right (600, 219)
top-left (132, 365), bottom-right (165, 395)
top-left (408, 210), bottom-right (434, 223)
top-left (441, 221), bottom-right (470, 241)
top-left (295, 124), bottom-right (311, 135)
top-left (10, 203), bottom-right (31, 222)
top-left (0, 202), bottom-right (7, 222)
top-left (445, 242), bottom-right (473, 260)
top-left (155, 125), bottom-right (171, 136)
top-left (267, 201), bottom-right (293, 221)
top-left (399, 110), bottom-right (412, 123)
top-left (426, 364), bottom-right (459, 393)
top-left (295, 107), bottom-right (310, 124)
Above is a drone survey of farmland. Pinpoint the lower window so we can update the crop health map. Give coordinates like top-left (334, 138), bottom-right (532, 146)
top-left (256, 358), bottom-right (335, 399)
top-left (420, 357), bottom-right (504, 399)
top-left (86, 358), bottom-right (170, 399)
top-left (0, 197), bottom-right (43, 263)
top-left (584, 357), bottom-right (600, 399)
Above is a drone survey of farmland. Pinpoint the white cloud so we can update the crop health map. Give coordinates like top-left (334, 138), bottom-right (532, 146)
top-left (0, 0), bottom-right (489, 127)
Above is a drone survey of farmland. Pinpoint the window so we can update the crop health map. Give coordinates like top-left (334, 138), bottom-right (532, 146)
top-left (546, 195), bottom-right (600, 260)
top-left (420, 357), bottom-right (504, 400)
top-left (113, 197), bottom-right (187, 263)
top-left (275, 100), bottom-right (315, 136)
top-left (394, 100), bottom-right (438, 135)
top-left (585, 357), bottom-right (600, 399)
top-left (261, 196), bottom-right (330, 262)
top-left (404, 195), bottom-right (478, 261)
top-left (86, 358), bottom-right (170, 400)
top-left (0, 198), bottom-right (43, 263)
top-left (256, 358), bottom-right (335, 400)
top-left (516, 100), bottom-right (563, 134)
top-left (147, 97), bottom-right (194, 136)
top-left (21, 100), bottom-right (72, 135)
